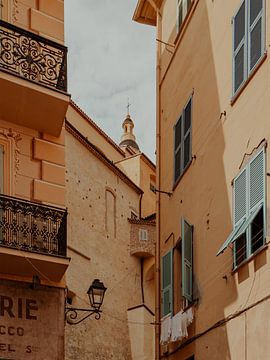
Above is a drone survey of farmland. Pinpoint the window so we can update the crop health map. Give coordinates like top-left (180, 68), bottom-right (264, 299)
top-left (217, 149), bottom-right (265, 267)
top-left (174, 97), bottom-right (192, 184)
top-left (182, 218), bottom-right (193, 302)
top-left (233, 0), bottom-right (265, 94)
top-left (177, 0), bottom-right (192, 31)
top-left (139, 229), bottom-right (148, 241)
top-left (162, 250), bottom-right (173, 317)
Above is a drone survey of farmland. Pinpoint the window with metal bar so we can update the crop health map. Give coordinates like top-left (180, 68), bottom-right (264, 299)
top-left (217, 149), bottom-right (266, 268)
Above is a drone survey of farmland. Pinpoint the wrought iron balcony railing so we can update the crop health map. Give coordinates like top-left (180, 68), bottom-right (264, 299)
top-left (0, 20), bottom-right (67, 92)
top-left (0, 194), bottom-right (67, 257)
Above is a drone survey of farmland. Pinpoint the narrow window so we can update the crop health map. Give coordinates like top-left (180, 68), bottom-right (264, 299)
top-left (174, 97), bottom-right (192, 185)
top-left (139, 229), bottom-right (148, 241)
top-left (182, 218), bottom-right (193, 302)
top-left (177, 0), bottom-right (193, 32)
top-left (233, 0), bottom-right (265, 95)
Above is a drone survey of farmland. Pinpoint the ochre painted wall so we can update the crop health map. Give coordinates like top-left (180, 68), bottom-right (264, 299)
top-left (1, 0), bottom-right (64, 43)
top-left (156, 0), bottom-right (270, 358)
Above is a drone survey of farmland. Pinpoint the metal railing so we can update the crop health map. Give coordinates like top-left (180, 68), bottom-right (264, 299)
top-left (0, 194), bottom-right (67, 257)
top-left (0, 20), bottom-right (67, 92)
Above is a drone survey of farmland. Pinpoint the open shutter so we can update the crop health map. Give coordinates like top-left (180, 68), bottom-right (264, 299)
top-left (0, 145), bottom-right (3, 194)
top-left (174, 117), bottom-right (182, 183)
top-left (162, 250), bottom-right (173, 317)
top-left (248, 0), bottom-right (264, 71)
top-left (233, 1), bottom-right (246, 93)
top-left (249, 149), bottom-right (265, 212)
top-left (234, 168), bottom-right (248, 226)
top-left (183, 99), bottom-right (192, 170)
top-left (182, 218), bottom-right (193, 302)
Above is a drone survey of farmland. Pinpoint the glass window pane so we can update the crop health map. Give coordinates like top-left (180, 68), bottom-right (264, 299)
top-left (250, 0), bottom-right (263, 25)
top-left (235, 232), bottom-right (247, 267)
top-left (163, 289), bottom-right (170, 316)
top-left (234, 45), bottom-right (245, 93)
top-left (178, 1), bottom-right (183, 29)
top-left (234, 2), bottom-right (245, 51)
top-left (251, 206), bottom-right (264, 253)
top-left (183, 133), bottom-right (190, 169)
top-left (175, 147), bottom-right (181, 182)
top-left (184, 221), bottom-right (192, 263)
top-left (175, 117), bottom-right (182, 150)
top-left (162, 253), bottom-right (171, 288)
top-left (250, 18), bottom-right (262, 70)
top-left (185, 264), bottom-right (191, 296)
top-left (184, 100), bottom-right (191, 135)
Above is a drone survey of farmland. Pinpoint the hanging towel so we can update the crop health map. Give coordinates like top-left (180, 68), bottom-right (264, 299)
top-left (171, 310), bottom-right (184, 342)
top-left (160, 315), bottom-right (172, 344)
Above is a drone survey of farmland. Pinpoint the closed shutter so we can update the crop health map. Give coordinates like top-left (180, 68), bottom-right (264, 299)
top-left (249, 149), bottom-right (265, 212)
top-left (234, 168), bottom-right (247, 226)
top-left (174, 117), bottom-right (182, 183)
top-left (0, 145), bottom-right (3, 194)
top-left (233, 1), bottom-right (246, 93)
top-left (182, 218), bottom-right (193, 302)
top-left (162, 250), bottom-right (173, 317)
top-left (249, 0), bottom-right (263, 71)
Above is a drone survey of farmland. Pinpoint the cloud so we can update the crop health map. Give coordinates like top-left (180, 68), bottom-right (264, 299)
top-left (65, 0), bottom-right (156, 161)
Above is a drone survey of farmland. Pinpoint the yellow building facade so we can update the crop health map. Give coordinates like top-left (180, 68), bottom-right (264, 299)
top-left (134, 0), bottom-right (270, 359)
top-left (0, 1), bottom-right (69, 358)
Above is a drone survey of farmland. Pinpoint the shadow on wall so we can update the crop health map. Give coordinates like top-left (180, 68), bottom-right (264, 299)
top-left (159, 0), bottom-right (240, 358)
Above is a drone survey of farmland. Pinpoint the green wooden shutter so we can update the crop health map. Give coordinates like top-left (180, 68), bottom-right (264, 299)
top-left (249, 149), bottom-right (265, 212)
top-left (162, 250), bottom-right (173, 317)
top-left (234, 168), bottom-right (247, 226)
top-left (183, 99), bottom-right (192, 170)
top-left (182, 218), bottom-right (193, 302)
top-left (248, 0), bottom-right (264, 71)
top-left (0, 145), bottom-right (3, 194)
top-left (233, 1), bottom-right (246, 93)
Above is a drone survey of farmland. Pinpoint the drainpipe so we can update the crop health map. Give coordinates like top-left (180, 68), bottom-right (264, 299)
top-left (155, 8), bottom-right (162, 360)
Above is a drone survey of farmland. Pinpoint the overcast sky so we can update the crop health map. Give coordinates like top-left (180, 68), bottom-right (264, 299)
top-left (64, 1), bottom-right (156, 161)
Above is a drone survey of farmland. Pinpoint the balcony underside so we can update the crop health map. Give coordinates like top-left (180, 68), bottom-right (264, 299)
top-left (0, 246), bottom-right (69, 282)
top-left (0, 71), bottom-right (69, 136)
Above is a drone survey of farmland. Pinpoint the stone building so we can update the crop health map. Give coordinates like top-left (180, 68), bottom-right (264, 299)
top-left (0, 0), bottom-right (69, 359)
top-left (65, 101), bottom-right (156, 360)
top-left (134, 0), bottom-right (270, 359)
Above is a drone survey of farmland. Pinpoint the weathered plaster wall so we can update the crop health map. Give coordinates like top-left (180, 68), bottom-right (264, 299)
top-left (157, 0), bottom-right (270, 358)
top-left (0, 279), bottom-right (65, 360)
top-left (66, 104), bottom-right (125, 163)
top-left (65, 131), bottom-right (143, 360)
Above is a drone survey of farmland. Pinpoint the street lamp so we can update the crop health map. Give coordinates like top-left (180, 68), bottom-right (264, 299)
top-left (65, 279), bottom-right (107, 325)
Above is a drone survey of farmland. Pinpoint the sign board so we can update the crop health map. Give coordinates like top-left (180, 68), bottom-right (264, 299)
top-left (0, 280), bottom-right (64, 360)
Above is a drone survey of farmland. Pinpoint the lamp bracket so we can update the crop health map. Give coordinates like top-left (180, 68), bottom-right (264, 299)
top-left (65, 306), bottom-right (102, 325)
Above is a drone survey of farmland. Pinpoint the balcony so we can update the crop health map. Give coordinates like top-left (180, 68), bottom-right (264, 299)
top-left (0, 20), bottom-right (69, 136)
top-left (0, 194), bottom-right (69, 282)
top-left (129, 219), bottom-right (155, 258)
